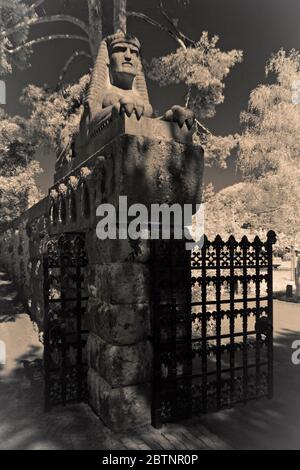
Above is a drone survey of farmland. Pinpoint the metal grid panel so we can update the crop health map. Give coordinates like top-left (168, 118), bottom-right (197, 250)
top-left (43, 233), bottom-right (89, 411)
top-left (151, 231), bottom-right (276, 428)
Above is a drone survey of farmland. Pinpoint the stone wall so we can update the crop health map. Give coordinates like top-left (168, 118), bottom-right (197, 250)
top-left (0, 198), bottom-right (49, 327)
top-left (0, 115), bottom-right (203, 430)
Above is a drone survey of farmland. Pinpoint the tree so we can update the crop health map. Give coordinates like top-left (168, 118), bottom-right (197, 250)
top-left (206, 50), bottom-right (300, 283)
top-left (0, 109), bottom-right (42, 225)
top-left (128, 1), bottom-right (242, 164)
top-left (21, 73), bottom-right (90, 157)
top-left (203, 182), bottom-right (253, 240)
top-left (0, 0), bottom-right (91, 76)
top-left (0, 160), bottom-right (42, 227)
top-left (0, 1), bottom-right (132, 77)
top-left (237, 50), bottom-right (300, 250)
top-left (205, 172), bottom-right (300, 250)
top-left (238, 49), bottom-right (300, 180)
top-left (1, 0), bottom-right (242, 160)
top-left (0, 0), bottom-right (243, 224)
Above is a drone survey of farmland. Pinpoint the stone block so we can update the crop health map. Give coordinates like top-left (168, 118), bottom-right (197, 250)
top-left (88, 263), bottom-right (150, 304)
top-left (93, 129), bottom-right (203, 211)
top-left (85, 230), bottom-right (151, 265)
top-left (87, 368), bottom-right (151, 432)
top-left (88, 299), bottom-right (150, 345)
top-left (87, 333), bottom-right (152, 387)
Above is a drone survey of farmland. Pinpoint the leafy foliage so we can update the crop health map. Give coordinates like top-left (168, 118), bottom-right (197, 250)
top-left (204, 182), bottom-right (252, 240)
top-left (205, 168), bottom-right (300, 252)
top-left (0, 0), bottom-right (35, 75)
top-left (147, 32), bottom-right (243, 119)
top-left (0, 109), bottom-right (38, 174)
top-left (21, 74), bottom-right (89, 155)
top-left (207, 50), bottom-right (300, 250)
top-left (238, 49), bottom-right (300, 179)
top-left (0, 161), bottom-right (43, 226)
top-left (194, 131), bottom-right (237, 168)
top-left (0, 0), bottom-right (244, 223)
top-left (0, 110), bottom-right (42, 225)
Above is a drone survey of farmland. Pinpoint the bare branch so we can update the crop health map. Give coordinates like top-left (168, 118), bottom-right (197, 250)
top-left (8, 35), bottom-right (90, 55)
top-left (157, 0), bottom-right (196, 48)
top-left (195, 118), bottom-right (212, 136)
top-left (126, 11), bottom-right (186, 49)
top-left (185, 87), bottom-right (192, 107)
top-left (1, 15), bottom-right (89, 39)
top-left (57, 50), bottom-right (92, 89)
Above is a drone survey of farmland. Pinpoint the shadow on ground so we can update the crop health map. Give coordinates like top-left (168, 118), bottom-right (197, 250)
top-left (0, 270), bottom-right (124, 450)
top-left (1, 267), bottom-right (300, 450)
top-left (200, 302), bottom-right (300, 450)
top-left (0, 376), bottom-right (123, 450)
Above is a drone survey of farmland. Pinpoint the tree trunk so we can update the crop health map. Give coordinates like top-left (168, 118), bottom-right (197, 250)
top-left (87, 0), bottom-right (127, 62)
top-left (291, 245), bottom-right (295, 281)
top-left (114, 0), bottom-right (127, 33)
top-left (87, 0), bottom-right (103, 61)
top-left (102, 0), bottom-right (127, 36)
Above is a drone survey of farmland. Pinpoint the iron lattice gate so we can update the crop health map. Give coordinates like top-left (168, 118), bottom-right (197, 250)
top-left (151, 231), bottom-right (276, 427)
top-left (43, 233), bottom-right (89, 411)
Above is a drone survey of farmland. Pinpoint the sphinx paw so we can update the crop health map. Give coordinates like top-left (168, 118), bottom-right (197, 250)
top-left (120, 98), bottom-right (135, 117)
top-left (112, 101), bottom-right (121, 117)
top-left (164, 105), bottom-right (195, 130)
top-left (135, 103), bottom-right (145, 120)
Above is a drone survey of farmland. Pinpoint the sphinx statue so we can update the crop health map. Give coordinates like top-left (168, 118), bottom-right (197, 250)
top-left (77, 30), bottom-right (195, 147)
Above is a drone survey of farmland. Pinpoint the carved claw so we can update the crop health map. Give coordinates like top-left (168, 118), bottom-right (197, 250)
top-left (186, 116), bottom-right (195, 130)
top-left (135, 104), bottom-right (144, 120)
top-left (177, 113), bottom-right (187, 129)
top-left (112, 102), bottom-right (121, 118)
top-left (120, 98), bottom-right (135, 117)
top-left (164, 105), bottom-right (195, 130)
top-left (126, 103), bottom-right (135, 117)
top-left (164, 109), bottom-right (174, 122)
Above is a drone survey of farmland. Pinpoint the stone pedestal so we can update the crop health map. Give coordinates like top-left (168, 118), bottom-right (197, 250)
top-left (86, 252), bottom-right (153, 431)
top-left (53, 114), bottom-right (204, 431)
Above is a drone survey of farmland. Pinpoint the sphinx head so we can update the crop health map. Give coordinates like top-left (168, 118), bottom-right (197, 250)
top-left (107, 34), bottom-right (142, 90)
top-left (85, 31), bottom-right (152, 125)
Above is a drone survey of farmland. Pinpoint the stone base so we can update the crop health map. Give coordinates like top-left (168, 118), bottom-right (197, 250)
top-left (88, 368), bottom-right (151, 432)
top-left (87, 300), bottom-right (150, 345)
top-left (87, 333), bottom-right (152, 387)
top-left (88, 263), bottom-right (150, 304)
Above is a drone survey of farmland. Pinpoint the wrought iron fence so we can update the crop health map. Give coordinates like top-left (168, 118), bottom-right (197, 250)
top-left (43, 233), bottom-right (89, 411)
top-left (151, 231), bottom-right (276, 428)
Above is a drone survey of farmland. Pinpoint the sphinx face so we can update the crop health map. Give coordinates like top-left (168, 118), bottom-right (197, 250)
top-left (109, 41), bottom-right (141, 90)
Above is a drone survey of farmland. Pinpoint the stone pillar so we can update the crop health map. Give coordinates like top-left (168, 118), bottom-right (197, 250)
top-left (87, 248), bottom-right (152, 431)
top-left (83, 115), bottom-right (203, 431)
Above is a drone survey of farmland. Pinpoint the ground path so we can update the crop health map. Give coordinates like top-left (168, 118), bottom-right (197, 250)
top-left (1, 269), bottom-right (299, 449)
top-left (0, 270), bottom-right (229, 450)
top-left (200, 299), bottom-right (300, 449)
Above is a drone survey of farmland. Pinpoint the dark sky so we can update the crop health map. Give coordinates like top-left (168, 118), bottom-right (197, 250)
top-left (4, 0), bottom-right (300, 193)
